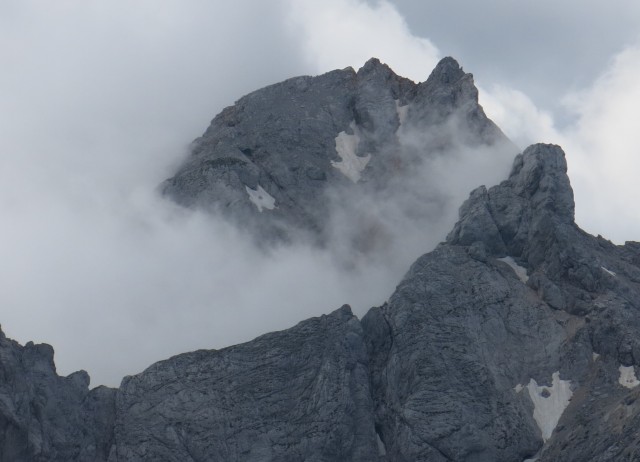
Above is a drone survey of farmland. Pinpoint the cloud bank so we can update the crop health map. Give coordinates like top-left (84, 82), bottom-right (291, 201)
top-left (0, 0), bottom-right (310, 386)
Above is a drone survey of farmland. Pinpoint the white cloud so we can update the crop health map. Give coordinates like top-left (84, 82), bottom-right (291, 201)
top-left (0, 1), bottom-right (320, 386)
top-left (284, 0), bottom-right (440, 82)
top-left (563, 44), bottom-right (640, 243)
top-left (480, 42), bottom-right (640, 243)
top-left (479, 85), bottom-right (561, 150)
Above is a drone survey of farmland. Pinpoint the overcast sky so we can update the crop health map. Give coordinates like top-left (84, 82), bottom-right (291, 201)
top-left (1, 0), bottom-right (639, 386)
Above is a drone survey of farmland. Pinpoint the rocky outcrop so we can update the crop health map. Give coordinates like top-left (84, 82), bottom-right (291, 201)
top-left (443, 143), bottom-right (640, 460)
top-left (162, 57), bottom-right (512, 244)
top-left (0, 330), bottom-right (115, 462)
top-left (358, 144), bottom-right (584, 460)
top-left (448, 143), bottom-right (640, 367)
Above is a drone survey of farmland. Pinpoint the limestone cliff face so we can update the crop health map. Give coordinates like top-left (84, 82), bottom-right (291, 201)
top-left (0, 330), bottom-right (115, 462)
top-left (112, 306), bottom-right (377, 461)
top-left (2, 61), bottom-right (640, 462)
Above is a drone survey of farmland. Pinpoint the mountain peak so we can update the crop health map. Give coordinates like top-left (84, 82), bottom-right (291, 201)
top-left (426, 56), bottom-right (466, 85)
top-left (358, 57), bottom-right (385, 72)
top-left (163, 57), bottom-right (511, 244)
top-left (356, 57), bottom-right (401, 84)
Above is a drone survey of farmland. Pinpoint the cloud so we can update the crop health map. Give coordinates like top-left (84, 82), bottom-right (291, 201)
top-left (562, 44), bottom-right (640, 243)
top-left (0, 0), bottom-right (314, 386)
top-left (0, 183), bottom-right (404, 386)
top-left (323, 128), bottom-right (516, 277)
top-left (479, 86), bottom-right (560, 150)
top-left (284, 0), bottom-right (440, 82)
top-left (479, 42), bottom-right (640, 244)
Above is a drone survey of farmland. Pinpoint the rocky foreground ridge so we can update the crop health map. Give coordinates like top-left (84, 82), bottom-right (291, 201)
top-left (2, 60), bottom-right (640, 461)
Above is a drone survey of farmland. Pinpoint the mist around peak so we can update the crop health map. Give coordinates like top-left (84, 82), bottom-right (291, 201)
top-left (1, 47), bottom-right (518, 388)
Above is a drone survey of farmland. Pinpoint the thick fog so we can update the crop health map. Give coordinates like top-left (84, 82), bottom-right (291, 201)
top-left (1, 1), bottom-right (639, 387)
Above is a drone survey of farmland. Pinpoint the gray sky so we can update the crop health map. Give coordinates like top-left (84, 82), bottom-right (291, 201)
top-left (1, 0), bottom-right (639, 386)
top-left (389, 0), bottom-right (640, 122)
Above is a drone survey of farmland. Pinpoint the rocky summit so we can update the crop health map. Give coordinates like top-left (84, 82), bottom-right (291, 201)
top-left (162, 57), bottom-right (514, 246)
top-left (2, 59), bottom-right (640, 461)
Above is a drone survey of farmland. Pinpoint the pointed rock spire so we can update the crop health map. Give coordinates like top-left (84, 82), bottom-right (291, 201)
top-left (425, 56), bottom-right (466, 85)
top-left (508, 144), bottom-right (575, 223)
top-left (447, 143), bottom-right (576, 256)
top-left (357, 57), bottom-right (392, 77)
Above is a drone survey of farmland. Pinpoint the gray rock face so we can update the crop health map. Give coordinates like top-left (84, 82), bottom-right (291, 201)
top-left (0, 330), bottom-right (115, 462)
top-left (162, 57), bottom-right (512, 244)
top-left (111, 306), bottom-right (378, 462)
top-left (362, 245), bottom-right (564, 461)
top-left (3, 61), bottom-right (640, 461)
top-left (443, 143), bottom-right (640, 459)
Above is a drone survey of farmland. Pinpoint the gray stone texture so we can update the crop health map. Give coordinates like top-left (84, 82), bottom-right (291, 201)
top-left (445, 142), bottom-right (640, 460)
top-left (111, 306), bottom-right (378, 462)
top-left (0, 330), bottom-right (115, 461)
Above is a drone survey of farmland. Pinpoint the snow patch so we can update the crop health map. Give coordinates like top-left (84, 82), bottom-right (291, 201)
top-left (245, 185), bottom-right (276, 212)
top-left (331, 122), bottom-right (370, 183)
top-left (395, 99), bottom-right (409, 127)
top-left (618, 365), bottom-right (640, 388)
top-left (498, 256), bottom-right (529, 283)
top-left (601, 266), bottom-right (617, 277)
top-left (592, 352), bottom-right (600, 361)
top-left (514, 383), bottom-right (524, 393)
top-left (526, 372), bottom-right (572, 442)
top-left (376, 431), bottom-right (387, 456)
